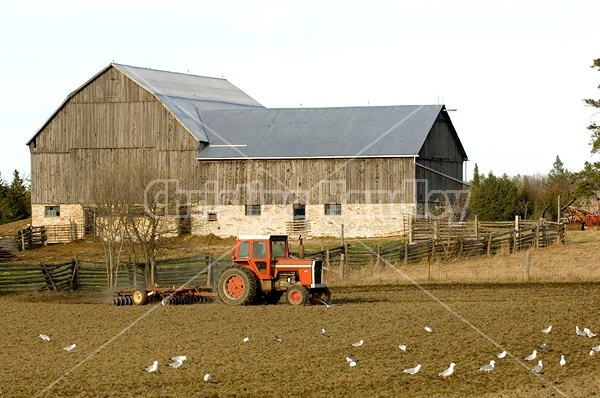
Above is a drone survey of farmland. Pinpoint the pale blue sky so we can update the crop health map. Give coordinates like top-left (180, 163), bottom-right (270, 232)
top-left (1, 0), bottom-right (599, 184)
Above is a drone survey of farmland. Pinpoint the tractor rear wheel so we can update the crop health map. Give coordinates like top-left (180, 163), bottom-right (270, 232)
top-left (217, 266), bottom-right (258, 305)
top-left (308, 287), bottom-right (331, 305)
top-left (286, 284), bottom-right (307, 306)
top-left (132, 290), bottom-right (148, 305)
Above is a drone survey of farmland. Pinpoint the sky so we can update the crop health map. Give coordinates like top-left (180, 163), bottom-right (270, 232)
top-left (1, 0), bottom-right (599, 184)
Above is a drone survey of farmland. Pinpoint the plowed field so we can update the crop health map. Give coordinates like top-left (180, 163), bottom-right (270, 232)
top-left (2, 283), bottom-right (599, 397)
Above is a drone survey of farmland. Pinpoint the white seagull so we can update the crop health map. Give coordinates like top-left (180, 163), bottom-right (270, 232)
top-left (559, 354), bottom-right (566, 367)
top-left (437, 362), bottom-right (456, 378)
top-left (524, 349), bottom-right (537, 361)
top-left (275, 335), bottom-right (284, 342)
top-left (591, 344), bottom-right (600, 352)
top-left (496, 350), bottom-right (507, 359)
top-left (531, 360), bottom-right (543, 373)
top-left (576, 326), bottom-right (587, 337)
top-left (168, 359), bottom-right (184, 369)
top-left (590, 349), bottom-right (596, 357)
top-left (403, 364), bottom-right (421, 375)
top-left (203, 373), bottom-right (212, 382)
top-left (351, 339), bottom-right (364, 347)
top-left (63, 344), bottom-right (77, 352)
top-left (424, 326), bottom-right (435, 333)
top-left (243, 337), bottom-right (250, 343)
top-left (584, 327), bottom-right (596, 338)
top-left (39, 334), bottom-right (51, 341)
top-left (144, 360), bottom-right (158, 373)
top-left (538, 343), bottom-right (547, 350)
top-left (346, 356), bottom-right (358, 367)
top-left (321, 328), bottom-right (328, 337)
top-left (541, 325), bottom-right (552, 334)
top-left (170, 355), bottom-right (187, 362)
top-left (320, 300), bottom-right (337, 308)
top-left (398, 344), bottom-right (407, 352)
top-left (478, 360), bottom-right (495, 372)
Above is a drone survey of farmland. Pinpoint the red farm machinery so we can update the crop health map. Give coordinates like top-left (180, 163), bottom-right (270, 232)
top-left (113, 234), bottom-right (331, 306)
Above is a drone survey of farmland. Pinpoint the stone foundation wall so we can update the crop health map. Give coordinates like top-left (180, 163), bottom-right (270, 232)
top-left (31, 204), bottom-right (85, 242)
top-left (31, 202), bottom-right (416, 241)
top-left (192, 203), bottom-right (415, 238)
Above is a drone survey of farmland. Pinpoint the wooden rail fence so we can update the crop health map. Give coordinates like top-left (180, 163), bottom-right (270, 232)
top-left (0, 219), bottom-right (566, 291)
top-left (0, 254), bottom-right (231, 293)
top-left (16, 225), bottom-right (47, 250)
top-left (0, 260), bottom-right (78, 292)
top-left (306, 219), bottom-right (565, 277)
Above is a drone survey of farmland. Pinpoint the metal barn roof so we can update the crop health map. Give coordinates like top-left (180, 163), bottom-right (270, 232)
top-left (196, 105), bottom-right (448, 159)
top-left (27, 64), bottom-right (466, 162)
top-left (28, 63), bottom-right (264, 144)
top-left (109, 64), bottom-right (265, 143)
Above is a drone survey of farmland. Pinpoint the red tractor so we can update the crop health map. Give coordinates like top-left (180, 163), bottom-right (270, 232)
top-left (217, 235), bottom-right (331, 306)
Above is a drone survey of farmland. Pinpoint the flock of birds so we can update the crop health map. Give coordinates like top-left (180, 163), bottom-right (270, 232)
top-left (343, 323), bottom-right (599, 378)
top-left (37, 333), bottom-right (214, 382)
top-left (37, 318), bottom-right (599, 384)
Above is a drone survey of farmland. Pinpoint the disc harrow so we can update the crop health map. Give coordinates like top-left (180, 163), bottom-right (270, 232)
top-left (113, 285), bottom-right (216, 306)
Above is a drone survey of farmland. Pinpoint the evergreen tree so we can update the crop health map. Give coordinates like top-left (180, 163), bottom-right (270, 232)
top-left (470, 172), bottom-right (520, 221)
top-left (585, 58), bottom-right (600, 153)
top-left (472, 163), bottom-right (481, 188)
top-left (0, 173), bottom-right (9, 223)
top-left (5, 170), bottom-right (30, 222)
top-left (516, 176), bottom-right (534, 219)
top-left (574, 161), bottom-right (600, 213)
top-left (537, 156), bottom-right (573, 221)
top-left (576, 58), bottom-right (600, 212)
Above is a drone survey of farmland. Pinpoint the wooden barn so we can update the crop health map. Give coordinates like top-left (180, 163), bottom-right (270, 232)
top-left (27, 63), bottom-right (468, 240)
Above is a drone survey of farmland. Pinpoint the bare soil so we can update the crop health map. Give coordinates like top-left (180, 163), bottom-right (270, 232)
top-left (1, 283), bottom-right (599, 397)
top-left (3, 222), bottom-right (600, 396)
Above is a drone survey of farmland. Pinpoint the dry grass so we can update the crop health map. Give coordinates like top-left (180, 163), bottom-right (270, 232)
top-left (328, 230), bottom-right (600, 286)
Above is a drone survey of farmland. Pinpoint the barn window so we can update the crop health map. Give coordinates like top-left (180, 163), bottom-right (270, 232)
top-left (324, 204), bottom-right (341, 216)
top-left (245, 205), bottom-right (261, 216)
top-left (207, 212), bottom-right (217, 221)
top-left (45, 206), bottom-right (60, 217)
top-left (293, 203), bottom-right (305, 219)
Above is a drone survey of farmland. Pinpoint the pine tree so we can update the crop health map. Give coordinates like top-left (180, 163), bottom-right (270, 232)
top-left (470, 172), bottom-right (520, 221)
top-left (0, 173), bottom-right (9, 223)
top-left (585, 58), bottom-right (600, 153)
top-left (472, 163), bottom-right (481, 188)
top-left (5, 170), bottom-right (30, 222)
top-left (576, 58), bottom-right (600, 212)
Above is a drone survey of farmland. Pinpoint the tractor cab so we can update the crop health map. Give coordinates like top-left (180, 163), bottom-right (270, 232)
top-left (218, 234), bottom-right (331, 306)
top-left (232, 235), bottom-right (288, 278)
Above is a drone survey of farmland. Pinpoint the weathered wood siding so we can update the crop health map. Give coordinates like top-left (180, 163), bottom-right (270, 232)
top-left (193, 158), bottom-right (416, 206)
top-left (29, 65), bottom-right (465, 214)
top-left (29, 66), bottom-right (199, 204)
top-left (416, 119), bottom-right (465, 193)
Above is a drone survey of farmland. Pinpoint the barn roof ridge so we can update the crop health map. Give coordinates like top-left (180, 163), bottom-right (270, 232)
top-left (111, 63), bottom-right (228, 81)
top-left (195, 104), bottom-right (468, 160)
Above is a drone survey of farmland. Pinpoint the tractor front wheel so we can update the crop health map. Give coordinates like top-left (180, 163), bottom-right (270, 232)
top-left (286, 284), bottom-right (307, 306)
top-left (217, 266), bottom-right (258, 305)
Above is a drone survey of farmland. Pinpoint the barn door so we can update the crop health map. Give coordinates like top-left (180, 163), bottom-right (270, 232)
top-left (293, 203), bottom-right (305, 220)
top-left (83, 207), bottom-right (96, 237)
top-left (178, 205), bottom-right (191, 235)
